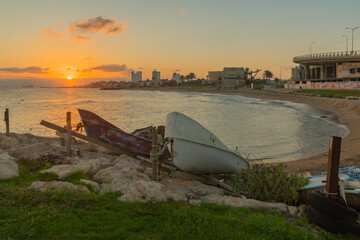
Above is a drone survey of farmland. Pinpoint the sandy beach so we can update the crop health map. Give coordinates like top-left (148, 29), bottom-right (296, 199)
top-left (132, 87), bottom-right (360, 174)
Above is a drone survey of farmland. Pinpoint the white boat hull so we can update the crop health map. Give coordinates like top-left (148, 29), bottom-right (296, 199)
top-left (165, 112), bottom-right (248, 174)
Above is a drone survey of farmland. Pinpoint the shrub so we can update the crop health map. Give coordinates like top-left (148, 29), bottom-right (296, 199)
top-left (231, 164), bottom-right (309, 205)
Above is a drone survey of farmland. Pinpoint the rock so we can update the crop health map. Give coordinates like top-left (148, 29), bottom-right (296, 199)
top-left (0, 151), bottom-right (19, 180)
top-left (30, 181), bottom-right (90, 193)
top-left (165, 189), bottom-right (188, 202)
top-left (94, 166), bottom-right (150, 183)
top-left (80, 179), bottom-right (100, 193)
top-left (189, 199), bottom-right (202, 206)
top-left (9, 142), bottom-right (50, 159)
top-left (112, 155), bottom-right (144, 171)
top-left (43, 158), bottom-right (112, 179)
top-left (161, 178), bottom-right (224, 197)
top-left (203, 194), bottom-right (292, 213)
top-left (79, 151), bottom-right (116, 162)
top-left (42, 165), bottom-right (72, 179)
top-left (297, 204), bottom-right (307, 218)
top-left (117, 180), bottom-right (168, 202)
top-left (0, 134), bottom-right (21, 150)
top-left (287, 206), bottom-right (299, 216)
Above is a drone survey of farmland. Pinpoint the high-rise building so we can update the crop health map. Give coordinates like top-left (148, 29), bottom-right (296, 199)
top-left (172, 73), bottom-right (181, 83)
top-left (131, 71), bottom-right (142, 82)
top-left (152, 71), bottom-right (160, 80)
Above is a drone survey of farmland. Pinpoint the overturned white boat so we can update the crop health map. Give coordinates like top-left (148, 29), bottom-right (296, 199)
top-left (165, 112), bottom-right (248, 174)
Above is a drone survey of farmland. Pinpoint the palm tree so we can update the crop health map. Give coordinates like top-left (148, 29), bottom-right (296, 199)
top-left (262, 70), bottom-right (274, 80)
top-left (189, 73), bottom-right (196, 80)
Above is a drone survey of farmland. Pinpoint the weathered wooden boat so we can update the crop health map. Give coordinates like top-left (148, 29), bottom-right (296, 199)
top-left (78, 109), bottom-right (171, 158)
top-left (165, 112), bottom-right (249, 174)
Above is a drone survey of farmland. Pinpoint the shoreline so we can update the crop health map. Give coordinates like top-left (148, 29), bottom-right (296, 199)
top-left (130, 87), bottom-right (360, 174)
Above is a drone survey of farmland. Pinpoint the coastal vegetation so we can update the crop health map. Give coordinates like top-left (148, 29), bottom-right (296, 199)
top-left (231, 164), bottom-right (309, 205)
top-left (0, 159), bottom-right (356, 239)
top-left (262, 70), bottom-right (274, 80)
top-left (297, 89), bottom-right (360, 99)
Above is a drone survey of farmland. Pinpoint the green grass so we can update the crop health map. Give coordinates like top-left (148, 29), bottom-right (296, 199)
top-left (0, 161), bottom-right (357, 239)
top-left (297, 89), bottom-right (360, 99)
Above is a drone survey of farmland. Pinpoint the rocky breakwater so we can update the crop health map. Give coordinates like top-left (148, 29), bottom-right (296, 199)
top-left (0, 132), bottom-right (300, 216)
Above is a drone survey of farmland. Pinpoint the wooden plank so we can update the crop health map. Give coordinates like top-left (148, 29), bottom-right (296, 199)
top-left (325, 136), bottom-right (342, 200)
top-left (40, 120), bottom-right (134, 156)
top-left (151, 127), bottom-right (159, 181)
top-left (66, 112), bottom-right (72, 157)
top-left (4, 108), bottom-right (9, 135)
top-left (204, 176), bottom-right (233, 192)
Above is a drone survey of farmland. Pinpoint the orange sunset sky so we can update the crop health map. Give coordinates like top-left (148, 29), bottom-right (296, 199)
top-left (1, 0), bottom-right (359, 86)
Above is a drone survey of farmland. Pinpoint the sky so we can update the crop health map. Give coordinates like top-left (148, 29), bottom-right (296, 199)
top-left (1, 0), bottom-right (360, 86)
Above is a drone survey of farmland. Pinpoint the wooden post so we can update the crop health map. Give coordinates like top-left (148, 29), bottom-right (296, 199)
top-left (151, 127), bottom-right (159, 181)
top-left (325, 136), bottom-right (342, 200)
top-left (4, 108), bottom-right (9, 136)
top-left (66, 112), bottom-right (72, 157)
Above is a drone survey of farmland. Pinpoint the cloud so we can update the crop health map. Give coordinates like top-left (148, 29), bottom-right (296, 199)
top-left (69, 17), bottom-right (129, 35)
top-left (70, 35), bottom-right (91, 43)
top-left (82, 64), bottom-right (130, 72)
top-left (0, 66), bottom-right (48, 74)
top-left (173, 69), bottom-right (181, 72)
top-left (175, 7), bottom-right (186, 16)
top-left (42, 29), bottom-right (66, 39)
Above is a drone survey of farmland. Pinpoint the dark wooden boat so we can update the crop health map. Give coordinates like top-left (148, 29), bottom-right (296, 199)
top-left (78, 109), bottom-right (170, 158)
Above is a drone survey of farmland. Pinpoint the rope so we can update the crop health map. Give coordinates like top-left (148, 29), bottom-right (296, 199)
top-left (324, 190), bottom-right (338, 196)
top-left (150, 139), bottom-right (171, 162)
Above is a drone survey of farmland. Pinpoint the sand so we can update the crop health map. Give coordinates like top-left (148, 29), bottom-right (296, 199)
top-left (133, 87), bottom-right (360, 174)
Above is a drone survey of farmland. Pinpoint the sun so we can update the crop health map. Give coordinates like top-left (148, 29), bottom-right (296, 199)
top-left (67, 76), bottom-right (72, 80)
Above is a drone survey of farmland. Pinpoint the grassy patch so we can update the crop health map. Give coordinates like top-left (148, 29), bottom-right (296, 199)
top-left (0, 161), bottom-right (356, 239)
top-left (297, 89), bottom-right (360, 99)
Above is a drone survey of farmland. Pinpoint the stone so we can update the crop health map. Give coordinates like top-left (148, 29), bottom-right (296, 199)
top-left (118, 180), bottom-right (168, 202)
top-left (9, 142), bottom-right (50, 159)
top-left (202, 194), bottom-right (291, 213)
top-left (112, 155), bottom-right (144, 171)
top-left (30, 181), bottom-right (90, 193)
top-left (0, 134), bottom-right (21, 150)
top-left (0, 151), bottom-right (19, 180)
top-left (42, 165), bottom-right (72, 179)
top-left (297, 204), bottom-right (307, 218)
top-left (161, 178), bottom-right (224, 197)
top-left (165, 189), bottom-right (188, 202)
top-left (42, 158), bottom-right (112, 179)
top-left (80, 179), bottom-right (100, 193)
top-left (287, 206), bottom-right (299, 217)
top-left (94, 166), bottom-right (150, 183)
top-left (189, 199), bottom-right (202, 206)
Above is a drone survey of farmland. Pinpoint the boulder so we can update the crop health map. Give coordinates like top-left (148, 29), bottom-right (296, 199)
top-left (80, 179), bottom-right (100, 193)
top-left (43, 158), bottom-right (112, 179)
top-left (9, 142), bottom-right (50, 159)
top-left (162, 178), bottom-right (224, 197)
top-left (30, 181), bottom-right (90, 193)
top-left (0, 134), bottom-right (21, 150)
top-left (0, 151), bottom-right (19, 180)
top-left (202, 194), bottom-right (297, 214)
top-left (94, 166), bottom-right (150, 183)
top-left (117, 180), bottom-right (168, 202)
top-left (112, 155), bottom-right (144, 171)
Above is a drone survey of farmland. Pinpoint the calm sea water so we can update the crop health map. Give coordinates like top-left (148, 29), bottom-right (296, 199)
top-left (0, 88), bottom-right (348, 162)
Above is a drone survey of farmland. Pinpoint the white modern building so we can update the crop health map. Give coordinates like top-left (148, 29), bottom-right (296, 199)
top-left (290, 51), bottom-right (360, 89)
top-left (131, 71), bottom-right (142, 82)
top-left (172, 73), bottom-right (181, 83)
top-left (152, 71), bottom-right (160, 81)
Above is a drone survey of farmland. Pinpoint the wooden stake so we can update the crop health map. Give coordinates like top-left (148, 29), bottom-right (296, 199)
top-left (4, 108), bottom-right (9, 136)
top-left (66, 112), bottom-right (72, 157)
top-left (325, 136), bottom-right (342, 200)
top-left (151, 127), bottom-right (159, 181)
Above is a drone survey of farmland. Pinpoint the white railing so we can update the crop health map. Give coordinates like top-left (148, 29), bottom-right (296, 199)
top-left (294, 50), bottom-right (360, 61)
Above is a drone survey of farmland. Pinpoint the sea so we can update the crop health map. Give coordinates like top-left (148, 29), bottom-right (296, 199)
top-left (0, 87), bottom-right (349, 163)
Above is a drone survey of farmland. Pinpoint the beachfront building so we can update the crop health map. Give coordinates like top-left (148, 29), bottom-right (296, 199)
top-left (289, 51), bottom-right (360, 89)
top-left (131, 71), bottom-right (142, 82)
top-left (172, 73), bottom-right (182, 84)
top-left (152, 71), bottom-right (160, 81)
top-left (208, 67), bottom-right (245, 88)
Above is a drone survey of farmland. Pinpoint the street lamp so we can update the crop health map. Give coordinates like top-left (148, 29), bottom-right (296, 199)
top-left (310, 42), bottom-right (315, 54)
top-left (346, 26), bottom-right (359, 52)
top-left (341, 34), bottom-right (348, 52)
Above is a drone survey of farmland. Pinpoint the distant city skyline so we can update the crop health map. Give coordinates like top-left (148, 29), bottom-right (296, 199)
top-left (1, 0), bottom-right (359, 86)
